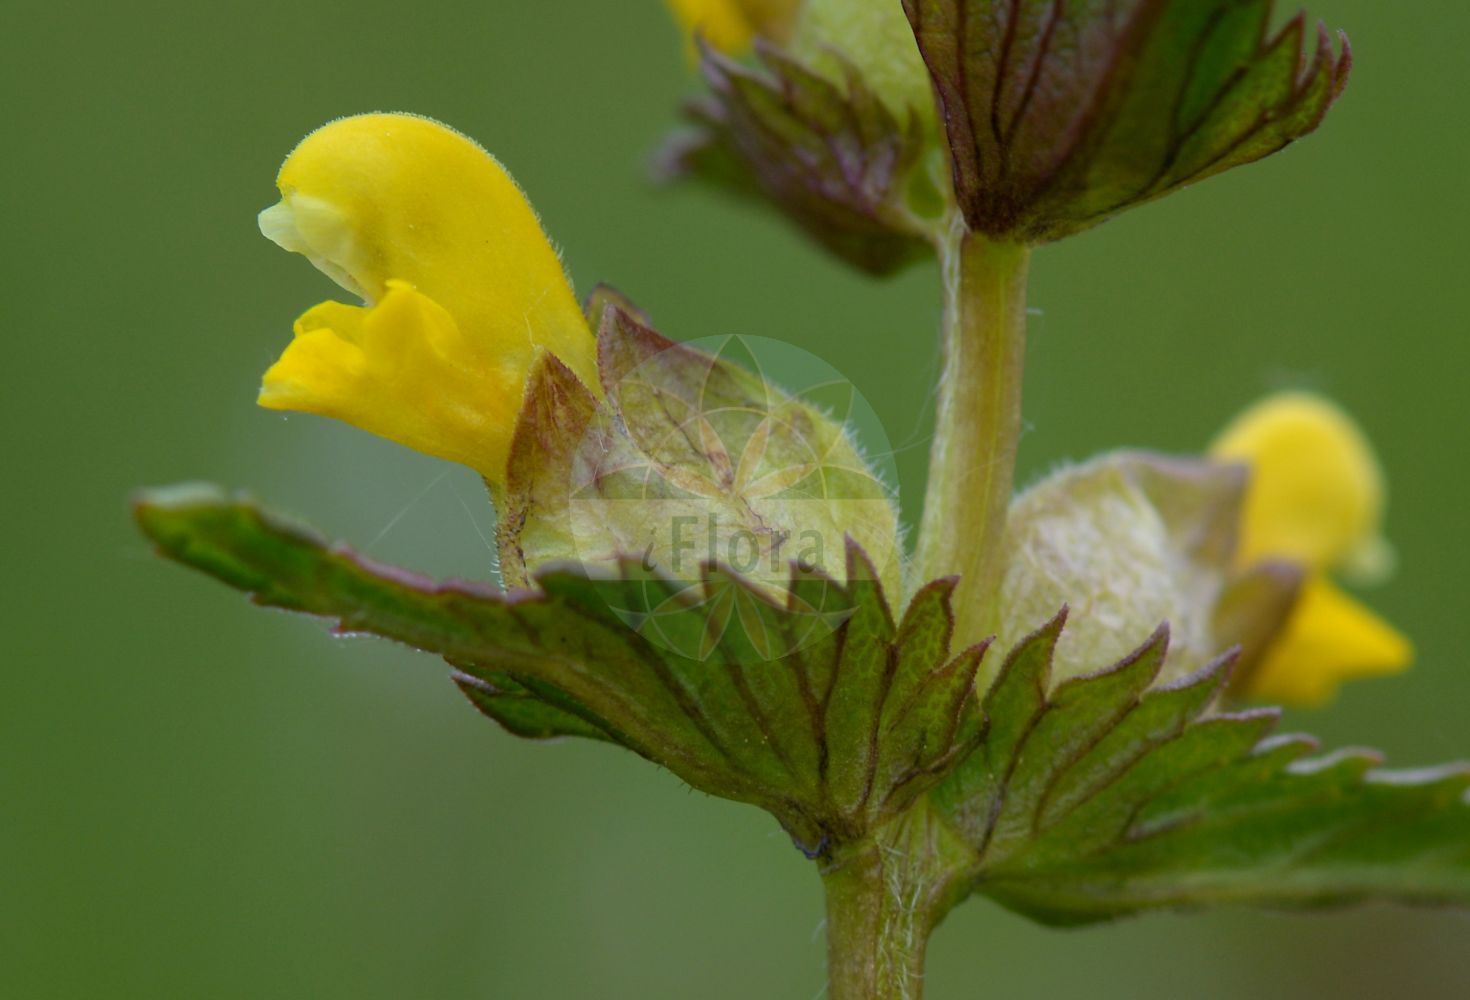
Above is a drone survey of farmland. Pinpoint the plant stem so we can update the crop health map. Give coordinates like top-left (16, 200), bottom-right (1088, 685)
top-left (820, 844), bottom-right (941, 1000)
top-left (915, 228), bottom-right (1032, 647)
top-left (821, 801), bottom-right (976, 1000)
top-left (823, 228), bottom-right (1030, 999)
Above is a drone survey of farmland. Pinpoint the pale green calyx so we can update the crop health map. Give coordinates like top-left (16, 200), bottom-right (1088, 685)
top-left (497, 301), bottom-right (905, 609)
top-left (996, 453), bottom-right (1245, 689)
top-left (790, 0), bottom-right (936, 123)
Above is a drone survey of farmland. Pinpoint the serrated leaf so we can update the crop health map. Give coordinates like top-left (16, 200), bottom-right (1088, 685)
top-left (932, 610), bottom-right (1062, 837)
top-left (902, 0), bottom-right (1352, 241)
top-left (135, 488), bottom-right (988, 854)
top-left (656, 42), bottom-right (938, 275)
top-left (452, 671), bottom-right (614, 743)
top-left (983, 624), bottom-right (1172, 861)
top-left (929, 613), bottom-right (1470, 923)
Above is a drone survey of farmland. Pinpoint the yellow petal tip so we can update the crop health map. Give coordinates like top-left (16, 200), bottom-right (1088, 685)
top-left (1244, 578), bottom-right (1413, 707)
top-left (1212, 391), bottom-right (1387, 575)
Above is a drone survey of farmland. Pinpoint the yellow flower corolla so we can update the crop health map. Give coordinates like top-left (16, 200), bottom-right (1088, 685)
top-left (664, 0), bottom-right (800, 54)
top-left (1212, 392), bottom-right (1413, 705)
top-left (257, 113), bottom-right (598, 485)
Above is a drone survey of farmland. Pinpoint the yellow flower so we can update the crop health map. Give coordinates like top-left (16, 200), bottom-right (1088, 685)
top-left (257, 113), bottom-right (598, 486)
top-left (664, 0), bottom-right (800, 54)
top-left (1212, 392), bottom-right (1413, 705)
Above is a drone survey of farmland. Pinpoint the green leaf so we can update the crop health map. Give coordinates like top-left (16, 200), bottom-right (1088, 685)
top-left (134, 487), bottom-right (986, 855)
top-left (902, 0), bottom-right (1352, 242)
top-left (453, 671), bottom-right (615, 743)
top-left (656, 42), bottom-right (939, 275)
top-left (136, 489), bottom-right (1470, 913)
top-left (931, 614), bottom-right (1470, 923)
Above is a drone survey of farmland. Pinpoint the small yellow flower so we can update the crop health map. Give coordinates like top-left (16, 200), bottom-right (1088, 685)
top-left (257, 113), bottom-right (598, 486)
top-left (664, 0), bottom-right (801, 54)
top-left (1212, 392), bottom-right (1413, 705)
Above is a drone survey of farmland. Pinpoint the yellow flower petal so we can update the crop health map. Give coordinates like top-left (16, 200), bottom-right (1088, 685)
top-left (1210, 392), bottom-right (1414, 705)
top-left (666, 0), bottom-right (756, 53)
top-left (261, 282), bottom-right (525, 477)
top-left (1243, 576), bottom-right (1413, 707)
top-left (1210, 391), bottom-right (1387, 576)
top-left (257, 113), bottom-right (598, 483)
top-left (664, 0), bottom-right (800, 54)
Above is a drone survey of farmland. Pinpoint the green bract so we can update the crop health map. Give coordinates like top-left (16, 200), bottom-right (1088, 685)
top-left (942, 614), bottom-right (1470, 923)
top-left (903, 0), bottom-right (1351, 241)
top-left (659, 43), bottom-right (943, 275)
top-left (134, 490), bottom-right (986, 854)
top-left (134, 490), bottom-right (1470, 924)
top-left (673, 0), bottom-right (1352, 250)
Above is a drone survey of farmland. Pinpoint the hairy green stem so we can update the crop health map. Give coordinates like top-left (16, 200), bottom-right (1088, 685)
top-left (822, 230), bottom-right (1030, 998)
top-left (821, 850), bottom-right (930, 1000)
top-left (915, 230), bottom-right (1032, 646)
top-left (821, 808), bottom-right (969, 1000)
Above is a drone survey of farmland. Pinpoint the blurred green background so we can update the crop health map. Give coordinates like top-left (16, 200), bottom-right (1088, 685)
top-left (5, 1), bottom-right (1468, 997)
